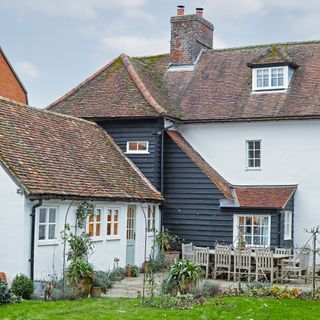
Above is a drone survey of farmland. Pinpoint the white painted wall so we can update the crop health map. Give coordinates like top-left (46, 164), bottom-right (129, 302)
top-left (0, 166), bottom-right (26, 282)
top-left (178, 120), bottom-right (320, 248)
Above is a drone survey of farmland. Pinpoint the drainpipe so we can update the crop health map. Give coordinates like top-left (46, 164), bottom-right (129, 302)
top-left (30, 199), bottom-right (42, 281)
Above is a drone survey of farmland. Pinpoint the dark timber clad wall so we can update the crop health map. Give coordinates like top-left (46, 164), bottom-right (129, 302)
top-left (99, 119), bottom-right (163, 190)
top-left (163, 134), bottom-right (234, 247)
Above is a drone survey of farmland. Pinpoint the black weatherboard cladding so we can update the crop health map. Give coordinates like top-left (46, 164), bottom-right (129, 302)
top-left (98, 118), bottom-right (163, 190)
top-left (162, 133), bottom-right (233, 247)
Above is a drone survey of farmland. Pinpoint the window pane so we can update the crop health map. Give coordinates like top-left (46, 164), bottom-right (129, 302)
top-left (39, 209), bottom-right (46, 223)
top-left (138, 142), bottom-right (147, 151)
top-left (107, 223), bottom-right (111, 236)
top-left (107, 213), bottom-right (112, 222)
top-left (129, 142), bottom-right (137, 151)
top-left (89, 215), bottom-right (94, 223)
top-left (39, 225), bottom-right (46, 240)
top-left (48, 225), bottom-right (55, 239)
top-left (96, 223), bottom-right (101, 236)
top-left (96, 212), bottom-right (101, 222)
top-left (248, 159), bottom-right (254, 167)
top-left (114, 223), bottom-right (118, 235)
top-left (49, 209), bottom-right (56, 223)
top-left (114, 212), bottom-right (118, 222)
top-left (89, 223), bottom-right (94, 236)
top-left (248, 141), bottom-right (254, 149)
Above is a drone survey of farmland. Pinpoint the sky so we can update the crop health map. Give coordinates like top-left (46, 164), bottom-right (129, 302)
top-left (1, 0), bottom-right (320, 107)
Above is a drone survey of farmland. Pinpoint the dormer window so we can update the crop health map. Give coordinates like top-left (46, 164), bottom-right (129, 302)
top-left (252, 66), bottom-right (289, 91)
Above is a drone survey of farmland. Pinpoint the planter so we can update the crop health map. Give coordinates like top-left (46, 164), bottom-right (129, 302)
top-left (0, 272), bottom-right (7, 283)
top-left (164, 251), bottom-right (180, 267)
top-left (126, 266), bottom-right (133, 277)
top-left (90, 286), bottom-right (102, 298)
top-left (142, 261), bottom-right (148, 274)
top-left (76, 276), bottom-right (93, 298)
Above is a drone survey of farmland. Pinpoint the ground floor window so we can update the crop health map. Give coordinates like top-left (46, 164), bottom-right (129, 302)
top-left (38, 207), bottom-right (57, 241)
top-left (107, 208), bottom-right (119, 238)
top-left (234, 214), bottom-right (271, 247)
top-left (88, 208), bottom-right (102, 238)
top-left (284, 211), bottom-right (292, 240)
top-left (147, 205), bottom-right (156, 232)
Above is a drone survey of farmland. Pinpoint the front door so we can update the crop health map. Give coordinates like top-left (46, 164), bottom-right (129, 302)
top-left (126, 206), bottom-right (136, 265)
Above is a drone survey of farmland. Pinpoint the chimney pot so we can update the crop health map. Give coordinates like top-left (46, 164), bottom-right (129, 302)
top-left (177, 5), bottom-right (185, 16)
top-left (196, 8), bottom-right (203, 17)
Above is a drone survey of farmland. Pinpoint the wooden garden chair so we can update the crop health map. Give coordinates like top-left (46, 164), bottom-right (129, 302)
top-left (234, 248), bottom-right (252, 282)
top-left (213, 245), bottom-right (232, 281)
top-left (193, 246), bottom-right (210, 279)
top-left (255, 248), bottom-right (278, 284)
top-left (182, 243), bottom-right (194, 261)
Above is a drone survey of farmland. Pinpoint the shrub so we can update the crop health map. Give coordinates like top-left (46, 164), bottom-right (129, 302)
top-left (109, 267), bottom-right (126, 281)
top-left (11, 274), bottom-right (34, 300)
top-left (92, 271), bottom-right (112, 293)
top-left (167, 258), bottom-right (203, 294)
top-left (190, 282), bottom-right (221, 297)
top-left (0, 279), bottom-right (15, 304)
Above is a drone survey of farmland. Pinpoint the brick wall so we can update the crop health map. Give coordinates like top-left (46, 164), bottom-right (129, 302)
top-left (0, 51), bottom-right (27, 104)
top-left (170, 14), bottom-right (214, 65)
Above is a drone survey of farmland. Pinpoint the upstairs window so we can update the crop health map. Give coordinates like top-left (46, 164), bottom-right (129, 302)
top-left (246, 140), bottom-right (261, 169)
top-left (252, 66), bottom-right (289, 91)
top-left (126, 141), bottom-right (149, 154)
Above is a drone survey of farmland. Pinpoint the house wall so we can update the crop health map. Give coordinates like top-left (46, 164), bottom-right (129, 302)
top-left (0, 166), bottom-right (27, 282)
top-left (98, 118), bottom-right (163, 190)
top-left (32, 200), bottom-right (160, 281)
top-left (0, 51), bottom-right (27, 104)
top-left (178, 120), bottom-right (320, 249)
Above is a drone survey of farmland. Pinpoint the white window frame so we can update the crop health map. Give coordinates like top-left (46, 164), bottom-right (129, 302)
top-left (37, 207), bottom-right (58, 244)
top-left (246, 140), bottom-right (261, 170)
top-left (252, 66), bottom-right (288, 91)
top-left (284, 210), bottom-right (292, 240)
top-left (147, 205), bottom-right (156, 233)
top-left (233, 214), bottom-right (271, 248)
top-left (106, 208), bottom-right (120, 239)
top-left (126, 141), bottom-right (149, 154)
top-left (87, 207), bottom-right (103, 240)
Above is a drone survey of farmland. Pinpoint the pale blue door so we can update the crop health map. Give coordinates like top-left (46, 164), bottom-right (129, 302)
top-left (126, 206), bottom-right (136, 265)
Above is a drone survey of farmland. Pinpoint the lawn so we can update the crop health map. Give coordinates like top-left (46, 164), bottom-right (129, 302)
top-left (0, 297), bottom-right (319, 320)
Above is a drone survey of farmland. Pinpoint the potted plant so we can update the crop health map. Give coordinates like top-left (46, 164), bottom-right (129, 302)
top-left (67, 257), bottom-right (94, 297)
top-left (167, 258), bottom-right (203, 295)
top-left (156, 229), bottom-right (181, 266)
top-left (0, 272), bottom-right (7, 283)
top-left (90, 278), bottom-right (102, 298)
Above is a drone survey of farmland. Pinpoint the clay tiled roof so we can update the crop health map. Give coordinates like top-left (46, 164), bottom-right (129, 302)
top-left (166, 130), bottom-right (233, 200)
top-left (234, 186), bottom-right (296, 209)
top-left (0, 97), bottom-right (163, 202)
top-left (48, 54), bottom-right (182, 119)
top-left (49, 40), bottom-right (320, 122)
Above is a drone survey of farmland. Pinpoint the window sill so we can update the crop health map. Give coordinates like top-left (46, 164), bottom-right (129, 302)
top-left (106, 237), bottom-right (121, 241)
top-left (90, 237), bottom-right (104, 243)
top-left (251, 89), bottom-right (287, 94)
top-left (245, 167), bottom-right (262, 171)
top-left (37, 241), bottom-right (59, 246)
top-left (125, 151), bottom-right (150, 155)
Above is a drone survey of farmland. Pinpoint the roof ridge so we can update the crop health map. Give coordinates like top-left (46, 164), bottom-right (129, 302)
top-left (0, 96), bottom-right (100, 128)
top-left (46, 56), bottom-right (121, 110)
top-left (211, 39), bottom-right (320, 53)
top-left (120, 53), bottom-right (166, 116)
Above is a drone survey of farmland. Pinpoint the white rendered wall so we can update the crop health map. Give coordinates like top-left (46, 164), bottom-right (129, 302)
top-left (178, 120), bottom-right (320, 248)
top-left (0, 166), bottom-right (26, 282)
top-left (33, 200), bottom-right (160, 280)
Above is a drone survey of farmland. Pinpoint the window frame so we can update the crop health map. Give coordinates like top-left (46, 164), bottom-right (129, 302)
top-left (37, 207), bottom-right (58, 244)
top-left (233, 214), bottom-right (271, 248)
top-left (246, 139), bottom-right (261, 170)
top-left (252, 66), bottom-right (288, 91)
top-left (126, 141), bottom-right (149, 154)
top-left (147, 205), bottom-right (156, 233)
top-left (87, 207), bottom-right (103, 241)
top-left (284, 210), bottom-right (292, 240)
top-left (106, 207), bottom-right (120, 240)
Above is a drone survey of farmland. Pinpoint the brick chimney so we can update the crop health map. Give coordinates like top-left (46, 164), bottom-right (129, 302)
top-left (170, 6), bottom-right (214, 66)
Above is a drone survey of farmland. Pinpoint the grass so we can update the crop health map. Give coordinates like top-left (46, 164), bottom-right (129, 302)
top-left (0, 297), bottom-right (320, 320)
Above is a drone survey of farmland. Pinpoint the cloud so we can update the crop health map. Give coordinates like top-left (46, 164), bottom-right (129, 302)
top-left (2, 0), bottom-right (148, 20)
top-left (100, 35), bottom-right (169, 57)
top-left (15, 61), bottom-right (42, 80)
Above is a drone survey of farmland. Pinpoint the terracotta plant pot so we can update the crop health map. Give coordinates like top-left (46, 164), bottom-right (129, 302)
top-left (90, 286), bottom-right (102, 298)
top-left (142, 261), bottom-right (148, 274)
top-left (76, 276), bottom-right (93, 298)
top-left (126, 266), bottom-right (132, 277)
top-left (0, 272), bottom-right (7, 283)
top-left (164, 251), bottom-right (180, 266)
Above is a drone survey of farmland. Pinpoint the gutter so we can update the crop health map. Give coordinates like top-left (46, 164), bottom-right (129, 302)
top-left (29, 199), bottom-right (42, 281)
